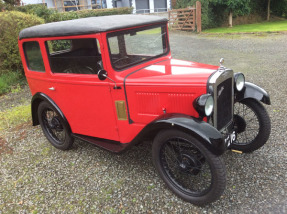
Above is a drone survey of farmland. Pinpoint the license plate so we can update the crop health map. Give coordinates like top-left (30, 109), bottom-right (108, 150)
top-left (224, 131), bottom-right (236, 148)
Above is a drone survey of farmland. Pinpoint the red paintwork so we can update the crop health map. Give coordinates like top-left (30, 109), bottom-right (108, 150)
top-left (18, 23), bottom-right (219, 144)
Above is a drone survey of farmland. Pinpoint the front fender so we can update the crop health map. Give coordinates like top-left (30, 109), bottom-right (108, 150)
top-left (136, 113), bottom-right (226, 156)
top-left (235, 82), bottom-right (271, 105)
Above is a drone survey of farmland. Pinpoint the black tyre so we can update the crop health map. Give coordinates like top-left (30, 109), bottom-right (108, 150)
top-left (38, 101), bottom-right (74, 150)
top-left (231, 98), bottom-right (271, 153)
top-left (152, 130), bottom-right (226, 206)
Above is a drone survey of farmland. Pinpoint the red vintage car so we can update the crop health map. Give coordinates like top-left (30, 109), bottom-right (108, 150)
top-left (18, 15), bottom-right (271, 205)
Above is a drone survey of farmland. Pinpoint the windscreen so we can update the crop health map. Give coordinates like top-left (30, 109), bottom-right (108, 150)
top-left (107, 24), bottom-right (169, 70)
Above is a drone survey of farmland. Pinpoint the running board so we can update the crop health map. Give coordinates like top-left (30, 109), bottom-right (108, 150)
top-left (72, 134), bottom-right (130, 153)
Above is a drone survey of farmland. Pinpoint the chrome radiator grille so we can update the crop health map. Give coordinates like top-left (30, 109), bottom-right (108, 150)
top-left (216, 78), bottom-right (233, 130)
top-left (208, 69), bottom-right (234, 131)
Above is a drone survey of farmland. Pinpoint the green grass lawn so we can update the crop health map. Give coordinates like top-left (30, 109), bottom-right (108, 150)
top-left (203, 20), bottom-right (287, 33)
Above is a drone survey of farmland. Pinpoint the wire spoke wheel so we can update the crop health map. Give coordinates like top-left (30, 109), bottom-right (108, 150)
top-left (234, 102), bottom-right (259, 145)
top-left (38, 101), bottom-right (74, 150)
top-left (152, 130), bottom-right (226, 206)
top-left (231, 99), bottom-right (271, 153)
top-left (42, 109), bottom-right (66, 145)
top-left (161, 137), bottom-right (211, 195)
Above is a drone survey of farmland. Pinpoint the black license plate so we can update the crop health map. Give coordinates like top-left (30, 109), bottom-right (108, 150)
top-left (224, 131), bottom-right (236, 148)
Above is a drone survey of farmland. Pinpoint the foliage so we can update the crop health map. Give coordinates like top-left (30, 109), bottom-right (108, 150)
top-left (47, 40), bottom-right (71, 53)
top-left (14, 5), bottom-right (132, 23)
top-left (270, 0), bottom-right (287, 17)
top-left (15, 4), bottom-right (56, 21)
top-left (249, 0), bottom-right (266, 16)
top-left (210, 0), bottom-right (251, 16)
top-left (0, 72), bottom-right (24, 95)
top-left (175, 0), bottom-right (194, 8)
top-left (46, 7), bottom-right (133, 23)
top-left (1, 0), bottom-right (21, 10)
top-left (0, 11), bottom-right (44, 73)
top-left (3, 0), bottom-right (16, 6)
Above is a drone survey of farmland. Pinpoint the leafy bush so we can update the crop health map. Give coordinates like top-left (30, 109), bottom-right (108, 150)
top-left (0, 11), bottom-right (44, 74)
top-left (15, 4), bottom-right (56, 21)
top-left (271, 0), bottom-right (287, 18)
top-left (46, 7), bottom-right (133, 22)
top-left (0, 72), bottom-right (24, 95)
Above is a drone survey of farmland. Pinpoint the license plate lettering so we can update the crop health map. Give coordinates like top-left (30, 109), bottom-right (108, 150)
top-left (225, 131), bottom-right (236, 147)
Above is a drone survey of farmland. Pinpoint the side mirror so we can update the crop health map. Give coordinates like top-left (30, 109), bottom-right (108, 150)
top-left (97, 69), bottom-right (107, 81)
top-left (97, 70), bottom-right (121, 90)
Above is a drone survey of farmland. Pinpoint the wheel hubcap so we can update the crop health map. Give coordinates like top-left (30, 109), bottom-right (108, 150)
top-left (51, 116), bottom-right (63, 131)
top-left (179, 154), bottom-right (202, 175)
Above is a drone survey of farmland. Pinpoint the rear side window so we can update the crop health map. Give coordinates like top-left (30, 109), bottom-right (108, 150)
top-left (23, 42), bottom-right (45, 72)
top-left (46, 38), bottom-right (102, 75)
top-left (46, 40), bottom-right (72, 54)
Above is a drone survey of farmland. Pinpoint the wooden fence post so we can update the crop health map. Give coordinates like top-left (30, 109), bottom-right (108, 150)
top-left (196, 1), bottom-right (202, 33)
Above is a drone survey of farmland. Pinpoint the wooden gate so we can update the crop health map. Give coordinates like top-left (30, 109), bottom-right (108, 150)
top-left (168, 2), bottom-right (202, 32)
top-left (168, 8), bottom-right (196, 31)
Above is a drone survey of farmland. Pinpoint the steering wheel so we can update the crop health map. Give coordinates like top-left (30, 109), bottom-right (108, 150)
top-left (113, 56), bottom-right (129, 64)
top-left (62, 66), bottom-right (95, 74)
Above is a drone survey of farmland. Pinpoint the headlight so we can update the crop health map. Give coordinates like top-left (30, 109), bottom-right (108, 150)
top-left (234, 73), bottom-right (245, 91)
top-left (205, 96), bottom-right (214, 116)
top-left (194, 94), bottom-right (214, 117)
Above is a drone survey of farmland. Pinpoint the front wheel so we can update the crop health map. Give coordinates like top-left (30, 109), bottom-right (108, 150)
top-left (152, 130), bottom-right (226, 206)
top-left (231, 98), bottom-right (271, 153)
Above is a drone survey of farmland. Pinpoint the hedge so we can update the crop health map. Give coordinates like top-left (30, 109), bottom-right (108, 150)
top-left (15, 4), bottom-right (56, 21)
top-left (0, 11), bottom-right (44, 74)
top-left (15, 4), bottom-right (133, 23)
top-left (45, 7), bottom-right (133, 23)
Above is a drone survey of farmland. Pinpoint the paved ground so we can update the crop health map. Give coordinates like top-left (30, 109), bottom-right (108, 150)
top-left (0, 32), bottom-right (286, 213)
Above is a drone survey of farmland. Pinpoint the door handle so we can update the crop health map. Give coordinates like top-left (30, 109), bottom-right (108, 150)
top-left (49, 87), bottom-right (55, 91)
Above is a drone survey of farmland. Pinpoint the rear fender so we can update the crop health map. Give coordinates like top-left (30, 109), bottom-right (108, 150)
top-left (31, 93), bottom-right (71, 132)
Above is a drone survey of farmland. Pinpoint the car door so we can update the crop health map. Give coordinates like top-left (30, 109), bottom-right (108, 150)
top-left (44, 35), bottom-right (119, 141)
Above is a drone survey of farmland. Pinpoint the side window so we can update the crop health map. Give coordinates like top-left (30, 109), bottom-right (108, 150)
top-left (108, 36), bottom-right (119, 55)
top-left (23, 42), bottom-right (45, 72)
top-left (46, 38), bottom-right (102, 75)
top-left (47, 40), bottom-right (72, 54)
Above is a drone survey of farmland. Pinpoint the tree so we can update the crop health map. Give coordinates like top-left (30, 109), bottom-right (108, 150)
top-left (267, 0), bottom-right (271, 21)
top-left (211, 0), bottom-right (251, 27)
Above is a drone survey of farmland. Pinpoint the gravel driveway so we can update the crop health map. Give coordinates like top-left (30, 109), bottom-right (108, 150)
top-left (0, 32), bottom-right (286, 213)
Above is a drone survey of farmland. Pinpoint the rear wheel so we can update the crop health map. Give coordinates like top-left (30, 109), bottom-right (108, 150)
top-left (152, 130), bottom-right (226, 206)
top-left (231, 99), bottom-right (271, 153)
top-left (38, 101), bottom-right (74, 150)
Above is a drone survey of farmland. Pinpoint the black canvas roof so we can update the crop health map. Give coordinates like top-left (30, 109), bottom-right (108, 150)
top-left (19, 15), bottom-right (168, 40)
